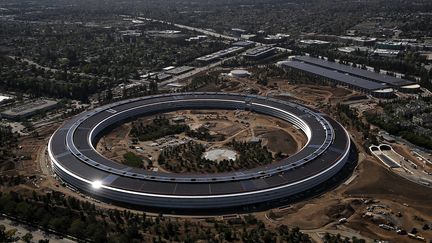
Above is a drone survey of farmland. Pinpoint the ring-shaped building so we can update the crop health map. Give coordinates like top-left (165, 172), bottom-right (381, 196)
top-left (48, 92), bottom-right (351, 210)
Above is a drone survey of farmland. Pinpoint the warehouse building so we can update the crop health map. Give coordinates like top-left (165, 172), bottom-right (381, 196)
top-left (196, 46), bottom-right (244, 63)
top-left (149, 73), bottom-right (172, 81)
top-left (291, 56), bottom-right (416, 88)
top-left (376, 41), bottom-right (408, 50)
top-left (232, 40), bottom-right (256, 48)
top-left (242, 46), bottom-right (276, 60)
top-left (1, 99), bottom-right (58, 120)
top-left (338, 36), bottom-right (377, 46)
top-left (299, 40), bottom-right (331, 47)
top-left (280, 60), bottom-right (395, 98)
top-left (165, 66), bottom-right (195, 75)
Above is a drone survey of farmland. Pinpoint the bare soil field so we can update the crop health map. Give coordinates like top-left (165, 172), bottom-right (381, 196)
top-left (97, 123), bottom-right (132, 164)
top-left (15, 124), bottom-right (59, 176)
top-left (345, 159), bottom-right (432, 211)
top-left (288, 85), bottom-right (357, 105)
top-left (90, 93), bottom-right (432, 240)
top-left (256, 157), bottom-right (432, 242)
top-left (343, 160), bottom-right (432, 242)
top-left (392, 144), bottom-right (432, 172)
top-left (260, 129), bottom-right (301, 155)
top-left (96, 109), bottom-right (308, 173)
top-left (6, 78), bottom-right (431, 242)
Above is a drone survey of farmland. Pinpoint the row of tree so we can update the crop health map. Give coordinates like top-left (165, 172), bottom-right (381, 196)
top-left (0, 190), bottom-right (317, 242)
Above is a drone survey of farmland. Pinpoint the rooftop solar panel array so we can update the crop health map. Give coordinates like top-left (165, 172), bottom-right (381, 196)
top-left (49, 93), bottom-right (351, 209)
top-left (281, 60), bottom-right (390, 91)
top-left (293, 56), bottom-right (415, 87)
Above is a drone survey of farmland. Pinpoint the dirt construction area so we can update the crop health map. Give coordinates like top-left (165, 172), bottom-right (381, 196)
top-left (252, 157), bottom-right (432, 242)
top-left (3, 77), bottom-right (432, 242)
top-left (96, 109), bottom-right (307, 172)
top-left (36, 108), bottom-right (432, 242)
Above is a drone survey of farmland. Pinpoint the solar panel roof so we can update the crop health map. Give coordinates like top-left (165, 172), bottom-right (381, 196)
top-left (281, 60), bottom-right (390, 91)
top-left (293, 56), bottom-right (415, 87)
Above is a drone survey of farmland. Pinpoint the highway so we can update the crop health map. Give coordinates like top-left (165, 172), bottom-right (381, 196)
top-left (158, 56), bottom-right (236, 88)
top-left (8, 56), bottom-right (104, 80)
top-left (136, 17), bottom-right (293, 88)
top-left (137, 17), bottom-right (242, 88)
top-left (138, 17), bottom-right (239, 41)
top-left (134, 17), bottom-right (240, 88)
top-left (139, 17), bottom-right (293, 52)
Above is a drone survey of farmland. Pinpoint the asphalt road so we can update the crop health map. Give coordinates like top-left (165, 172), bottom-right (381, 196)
top-left (158, 56), bottom-right (237, 88)
top-left (8, 56), bottom-right (100, 80)
top-left (139, 16), bottom-right (294, 89)
top-left (138, 17), bottom-right (239, 41)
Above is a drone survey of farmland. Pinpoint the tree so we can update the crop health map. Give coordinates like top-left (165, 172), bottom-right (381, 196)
top-left (0, 225), bottom-right (18, 242)
top-left (257, 77), bottom-right (268, 86)
top-left (21, 233), bottom-right (33, 243)
top-left (106, 86), bottom-right (113, 102)
top-left (68, 219), bottom-right (86, 237)
top-left (149, 81), bottom-right (158, 94)
top-left (420, 68), bottom-right (431, 91)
